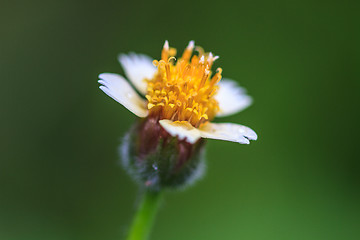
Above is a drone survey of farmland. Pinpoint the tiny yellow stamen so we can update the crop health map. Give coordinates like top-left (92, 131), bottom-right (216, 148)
top-left (161, 40), bottom-right (169, 61)
top-left (146, 41), bottom-right (221, 127)
top-left (182, 40), bottom-right (194, 61)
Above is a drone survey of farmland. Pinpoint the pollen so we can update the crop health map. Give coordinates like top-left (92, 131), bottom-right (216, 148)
top-left (145, 41), bottom-right (222, 128)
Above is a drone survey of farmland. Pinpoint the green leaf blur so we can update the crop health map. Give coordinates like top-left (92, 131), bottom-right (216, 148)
top-left (1, 0), bottom-right (359, 239)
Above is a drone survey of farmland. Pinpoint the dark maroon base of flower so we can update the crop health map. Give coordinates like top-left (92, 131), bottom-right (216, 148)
top-left (120, 116), bottom-right (206, 191)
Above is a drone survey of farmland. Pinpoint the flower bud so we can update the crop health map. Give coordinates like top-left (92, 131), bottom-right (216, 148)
top-left (120, 116), bottom-right (206, 191)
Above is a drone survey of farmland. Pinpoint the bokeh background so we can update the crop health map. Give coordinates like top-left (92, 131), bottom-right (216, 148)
top-left (1, 0), bottom-right (360, 239)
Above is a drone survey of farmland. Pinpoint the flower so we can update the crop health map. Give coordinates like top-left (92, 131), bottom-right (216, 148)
top-left (98, 40), bottom-right (257, 145)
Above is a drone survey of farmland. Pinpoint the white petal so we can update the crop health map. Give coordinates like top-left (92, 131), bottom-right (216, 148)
top-left (159, 120), bottom-right (202, 144)
top-left (215, 79), bottom-right (253, 117)
top-left (98, 73), bottom-right (148, 118)
top-left (118, 53), bottom-right (156, 95)
top-left (159, 120), bottom-right (257, 145)
top-left (199, 122), bottom-right (257, 144)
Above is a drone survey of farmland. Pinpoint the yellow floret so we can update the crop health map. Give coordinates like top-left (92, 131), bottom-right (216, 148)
top-left (146, 42), bottom-right (222, 128)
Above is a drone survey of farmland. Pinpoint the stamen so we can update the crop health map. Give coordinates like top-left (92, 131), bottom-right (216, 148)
top-left (199, 68), bottom-right (210, 89)
top-left (187, 40), bottom-right (195, 50)
top-left (161, 40), bottom-right (169, 61)
top-left (152, 60), bottom-right (159, 66)
top-left (168, 56), bottom-right (176, 63)
top-left (195, 46), bottom-right (205, 56)
top-left (210, 68), bottom-right (222, 86)
top-left (163, 40), bottom-right (169, 50)
top-left (169, 48), bottom-right (177, 57)
top-left (147, 42), bottom-right (221, 127)
top-left (182, 64), bottom-right (191, 79)
top-left (158, 60), bottom-right (166, 67)
top-left (208, 52), bottom-right (214, 63)
top-left (199, 56), bottom-right (205, 64)
top-left (182, 40), bottom-right (195, 61)
top-left (165, 63), bottom-right (171, 81)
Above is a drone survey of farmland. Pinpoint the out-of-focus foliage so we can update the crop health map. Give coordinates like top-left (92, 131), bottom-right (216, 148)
top-left (1, 0), bottom-right (359, 239)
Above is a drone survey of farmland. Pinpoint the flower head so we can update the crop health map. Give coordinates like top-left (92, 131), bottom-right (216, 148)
top-left (99, 41), bottom-right (257, 190)
top-left (99, 41), bottom-right (257, 145)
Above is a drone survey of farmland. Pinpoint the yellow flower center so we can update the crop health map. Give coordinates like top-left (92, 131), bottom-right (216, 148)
top-left (145, 41), bottom-right (222, 128)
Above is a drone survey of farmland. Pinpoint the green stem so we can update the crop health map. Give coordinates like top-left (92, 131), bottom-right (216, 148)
top-left (126, 190), bottom-right (163, 240)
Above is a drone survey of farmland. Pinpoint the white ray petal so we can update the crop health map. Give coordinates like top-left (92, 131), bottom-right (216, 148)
top-left (215, 79), bottom-right (253, 117)
top-left (98, 73), bottom-right (148, 118)
top-left (118, 53), bottom-right (156, 95)
top-left (159, 120), bottom-right (202, 144)
top-left (159, 120), bottom-right (257, 144)
top-left (199, 122), bottom-right (257, 144)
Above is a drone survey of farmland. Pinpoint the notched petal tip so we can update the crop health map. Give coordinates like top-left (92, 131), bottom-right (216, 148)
top-left (158, 119), bottom-right (258, 145)
top-left (245, 128), bottom-right (258, 141)
top-left (199, 122), bottom-right (257, 145)
top-left (238, 137), bottom-right (250, 145)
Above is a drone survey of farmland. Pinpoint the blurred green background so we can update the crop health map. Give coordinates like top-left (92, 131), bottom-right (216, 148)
top-left (1, 0), bottom-right (360, 239)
